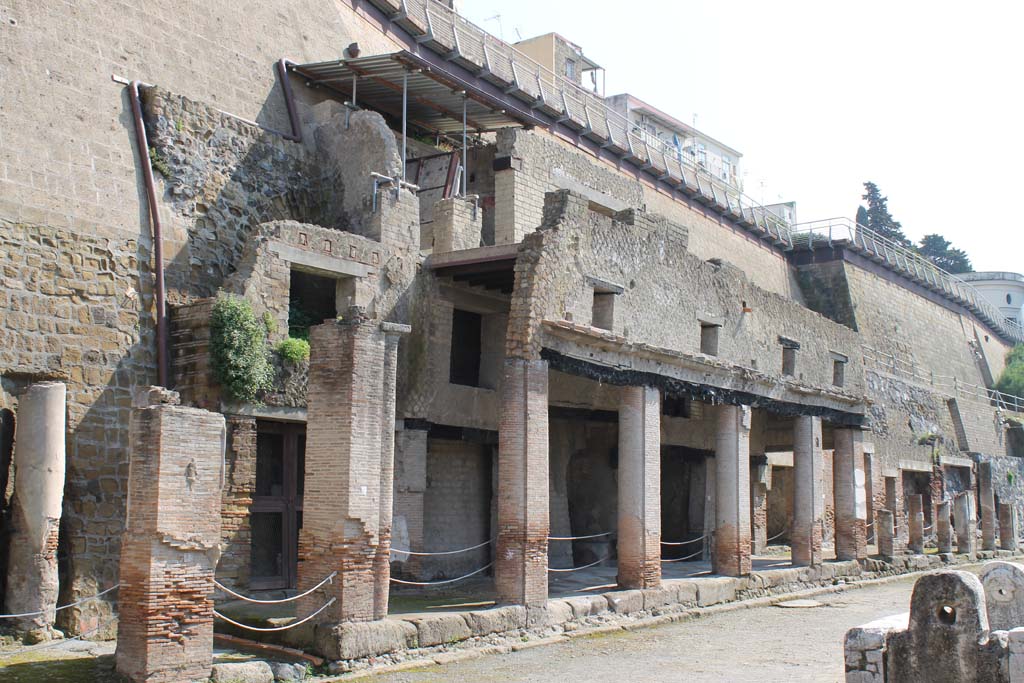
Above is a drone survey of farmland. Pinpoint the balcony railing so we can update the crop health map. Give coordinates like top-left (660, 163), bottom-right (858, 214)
top-left (793, 218), bottom-right (1024, 345)
top-left (366, 0), bottom-right (793, 247)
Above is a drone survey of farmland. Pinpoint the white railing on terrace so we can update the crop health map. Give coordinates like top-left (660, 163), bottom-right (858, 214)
top-left (792, 218), bottom-right (1024, 345)
top-left (370, 0), bottom-right (792, 247)
top-left (862, 345), bottom-right (1024, 414)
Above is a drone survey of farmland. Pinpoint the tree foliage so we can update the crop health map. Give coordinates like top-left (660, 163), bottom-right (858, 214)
top-left (858, 181), bottom-right (910, 246)
top-left (918, 234), bottom-right (973, 274)
top-left (210, 295), bottom-right (274, 403)
top-left (997, 345), bottom-right (1024, 398)
top-left (276, 337), bottom-right (311, 363)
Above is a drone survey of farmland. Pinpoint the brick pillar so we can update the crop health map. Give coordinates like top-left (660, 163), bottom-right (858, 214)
top-left (115, 388), bottom-right (224, 683)
top-left (1000, 503), bottom-right (1019, 552)
top-left (937, 501), bottom-right (953, 554)
top-left (5, 382), bottom-right (66, 641)
top-left (954, 491), bottom-right (977, 555)
top-left (713, 404), bottom-right (751, 577)
top-left (792, 415), bottom-right (823, 567)
top-left (393, 423), bottom-right (428, 579)
top-left (373, 323), bottom-right (410, 620)
top-left (617, 385), bottom-right (661, 589)
top-left (876, 509), bottom-right (895, 558)
top-left (863, 447), bottom-right (878, 543)
top-left (885, 475), bottom-right (906, 552)
top-left (907, 494), bottom-right (924, 554)
top-left (297, 313), bottom-right (387, 623)
top-left (496, 359), bottom-right (549, 606)
top-left (979, 461), bottom-right (997, 552)
top-left (834, 428), bottom-right (867, 560)
top-left (750, 455), bottom-right (769, 555)
top-left (702, 454), bottom-right (716, 561)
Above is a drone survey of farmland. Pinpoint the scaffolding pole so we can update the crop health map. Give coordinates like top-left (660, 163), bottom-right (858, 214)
top-left (461, 93), bottom-right (468, 198)
top-left (402, 70), bottom-right (408, 182)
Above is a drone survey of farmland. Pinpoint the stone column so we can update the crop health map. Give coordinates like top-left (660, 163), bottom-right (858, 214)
top-left (702, 454), bottom-right (716, 561)
top-left (954, 490), bottom-right (977, 555)
top-left (5, 381), bottom-right (66, 641)
top-left (373, 323), bottom-right (410, 620)
top-left (116, 388), bottom-right (224, 683)
top-left (750, 455), bottom-right (769, 555)
top-left (999, 503), bottom-right (1019, 552)
top-left (979, 461), bottom-right (997, 552)
top-left (885, 475), bottom-right (905, 552)
top-left (792, 415), bottom-right (823, 567)
top-left (297, 313), bottom-right (387, 624)
top-left (617, 385), bottom-right (661, 589)
top-left (876, 509), bottom-right (895, 558)
top-left (937, 501), bottom-right (953, 554)
top-left (713, 404), bottom-right (752, 577)
top-left (907, 494), bottom-right (924, 554)
top-left (833, 428), bottom-right (868, 560)
top-left (496, 359), bottom-right (549, 606)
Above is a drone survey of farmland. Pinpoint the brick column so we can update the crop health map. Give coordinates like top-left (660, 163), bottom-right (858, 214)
top-left (834, 428), bottom-right (867, 560)
top-left (885, 475), bottom-right (906, 552)
top-left (1000, 503), bottom-right (1019, 552)
top-left (373, 323), bottom-right (410, 620)
top-left (937, 501), bottom-right (953, 554)
top-left (393, 423), bottom-right (428, 579)
top-left (979, 461), bottom-right (997, 552)
top-left (702, 454), bottom-right (716, 561)
top-left (5, 382), bottom-right (65, 641)
top-left (116, 388), bottom-right (224, 683)
top-left (617, 385), bottom-right (661, 589)
top-left (954, 491), bottom-right (977, 555)
top-left (496, 359), bottom-right (549, 606)
top-left (907, 494), bottom-right (924, 554)
top-left (792, 415), bottom-right (823, 567)
top-left (750, 455), bottom-right (769, 555)
top-left (297, 313), bottom-right (387, 623)
top-left (876, 509), bottom-right (895, 558)
top-left (713, 404), bottom-right (751, 577)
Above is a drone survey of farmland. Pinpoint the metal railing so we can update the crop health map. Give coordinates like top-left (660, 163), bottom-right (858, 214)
top-left (792, 218), bottom-right (1024, 345)
top-left (862, 345), bottom-right (1024, 414)
top-left (367, 0), bottom-right (793, 247)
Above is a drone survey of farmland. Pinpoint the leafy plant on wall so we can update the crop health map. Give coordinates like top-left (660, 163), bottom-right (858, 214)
top-left (997, 345), bottom-right (1024, 398)
top-left (209, 295), bottom-right (274, 403)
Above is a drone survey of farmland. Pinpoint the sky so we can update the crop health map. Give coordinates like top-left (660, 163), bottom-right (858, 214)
top-left (457, 0), bottom-right (1024, 272)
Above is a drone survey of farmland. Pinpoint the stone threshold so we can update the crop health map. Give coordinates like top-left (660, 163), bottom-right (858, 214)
top-left (312, 550), bottom-right (1024, 678)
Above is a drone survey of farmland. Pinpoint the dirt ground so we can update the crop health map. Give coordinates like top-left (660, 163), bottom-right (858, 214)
top-left (368, 576), bottom-right (921, 683)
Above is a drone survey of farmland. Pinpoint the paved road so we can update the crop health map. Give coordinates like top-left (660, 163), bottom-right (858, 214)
top-left (370, 577), bottom-right (918, 683)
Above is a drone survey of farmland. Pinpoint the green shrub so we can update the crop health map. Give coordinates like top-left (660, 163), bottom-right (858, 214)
top-left (997, 345), bottom-right (1024, 397)
top-left (276, 337), bottom-right (310, 363)
top-left (209, 295), bottom-right (273, 403)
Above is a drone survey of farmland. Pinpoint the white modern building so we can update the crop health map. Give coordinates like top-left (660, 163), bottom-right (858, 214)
top-left (605, 93), bottom-right (742, 188)
top-left (960, 272), bottom-right (1024, 325)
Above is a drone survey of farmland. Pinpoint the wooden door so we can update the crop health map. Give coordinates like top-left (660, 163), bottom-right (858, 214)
top-left (250, 421), bottom-right (305, 590)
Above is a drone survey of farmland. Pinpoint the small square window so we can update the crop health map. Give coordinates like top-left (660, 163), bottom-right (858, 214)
top-left (833, 359), bottom-right (846, 387)
top-left (700, 323), bottom-right (720, 356)
top-left (782, 347), bottom-right (797, 377)
top-left (592, 291), bottom-right (615, 331)
top-left (565, 58), bottom-right (576, 79)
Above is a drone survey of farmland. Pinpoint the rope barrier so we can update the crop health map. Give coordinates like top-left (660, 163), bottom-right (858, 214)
top-left (0, 585), bottom-right (120, 620)
top-left (661, 533), bottom-right (709, 546)
top-left (390, 562), bottom-right (493, 586)
top-left (391, 539), bottom-right (493, 557)
top-left (923, 525), bottom-right (933, 532)
top-left (766, 528), bottom-right (790, 543)
top-left (548, 532), bottom-right (612, 541)
top-left (214, 598), bottom-right (336, 633)
top-left (661, 547), bottom-right (706, 563)
top-left (548, 556), bottom-right (610, 573)
top-left (214, 572), bottom-right (336, 605)
top-left (0, 615), bottom-right (118, 660)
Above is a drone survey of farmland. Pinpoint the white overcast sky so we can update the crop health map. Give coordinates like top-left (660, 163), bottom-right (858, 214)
top-left (458, 0), bottom-right (1023, 272)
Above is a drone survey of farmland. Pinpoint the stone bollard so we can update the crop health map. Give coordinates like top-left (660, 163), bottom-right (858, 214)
top-left (979, 462), bottom-right (997, 552)
top-left (907, 495), bottom-right (924, 554)
top-left (115, 388), bottom-right (225, 683)
top-left (4, 381), bottom-right (66, 642)
top-left (1000, 503), bottom-right (1019, 553)
top-left (876, 509), bottom-right (895, 559)
top-left (954, 491), bottom-right (978, 556)
top-left (936, 501), bottom-right (953, 555)
top-left (980, 561), bottom-right (1024, 631)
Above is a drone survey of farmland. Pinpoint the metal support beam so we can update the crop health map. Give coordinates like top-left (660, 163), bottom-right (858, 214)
top-left (462, 93), bottom-right (468, 198)
top-left (402, 69), bottom-right (408, 182)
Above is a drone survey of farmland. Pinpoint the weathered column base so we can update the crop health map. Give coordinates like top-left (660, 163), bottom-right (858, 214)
top-left (713, 405), bottom-right (752, 577)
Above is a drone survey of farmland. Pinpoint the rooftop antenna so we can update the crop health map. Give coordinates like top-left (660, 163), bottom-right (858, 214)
top-left (484, 14), bottom-right (504, 41)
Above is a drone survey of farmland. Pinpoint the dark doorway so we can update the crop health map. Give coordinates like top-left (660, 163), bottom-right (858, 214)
top-left (0, 409), bottom-right (14, 610)
top-left (250, 421), bottom-right (305, 590)
top-left (661, 446), bottom-right (712, 560)
top-left (902, 470), bottom-right (933, 528)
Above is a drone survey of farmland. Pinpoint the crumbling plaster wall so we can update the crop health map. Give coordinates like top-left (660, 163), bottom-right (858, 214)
top-left (494, 128), bottom-right (801, 298)
top-left (506, 191), bottom-right (863, 404)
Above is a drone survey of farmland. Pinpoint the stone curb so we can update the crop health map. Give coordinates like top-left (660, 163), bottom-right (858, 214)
top-left (315, 556), bottom-right (1021, 681)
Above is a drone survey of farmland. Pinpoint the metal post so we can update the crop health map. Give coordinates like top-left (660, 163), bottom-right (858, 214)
top-left (461, 93), bottom-right (468, 198)
top-left (352, 74), bottom-right (358, 108)
top-left (402, 70), bottom-right (408, 182)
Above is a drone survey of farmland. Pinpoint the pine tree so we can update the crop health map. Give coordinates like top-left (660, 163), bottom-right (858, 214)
top-left (918, 234), bottom-right (973, 274)
top-left (856, 205), bottom-right (869, 228)
top-left (860, 182), bottom-right (910, 246)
